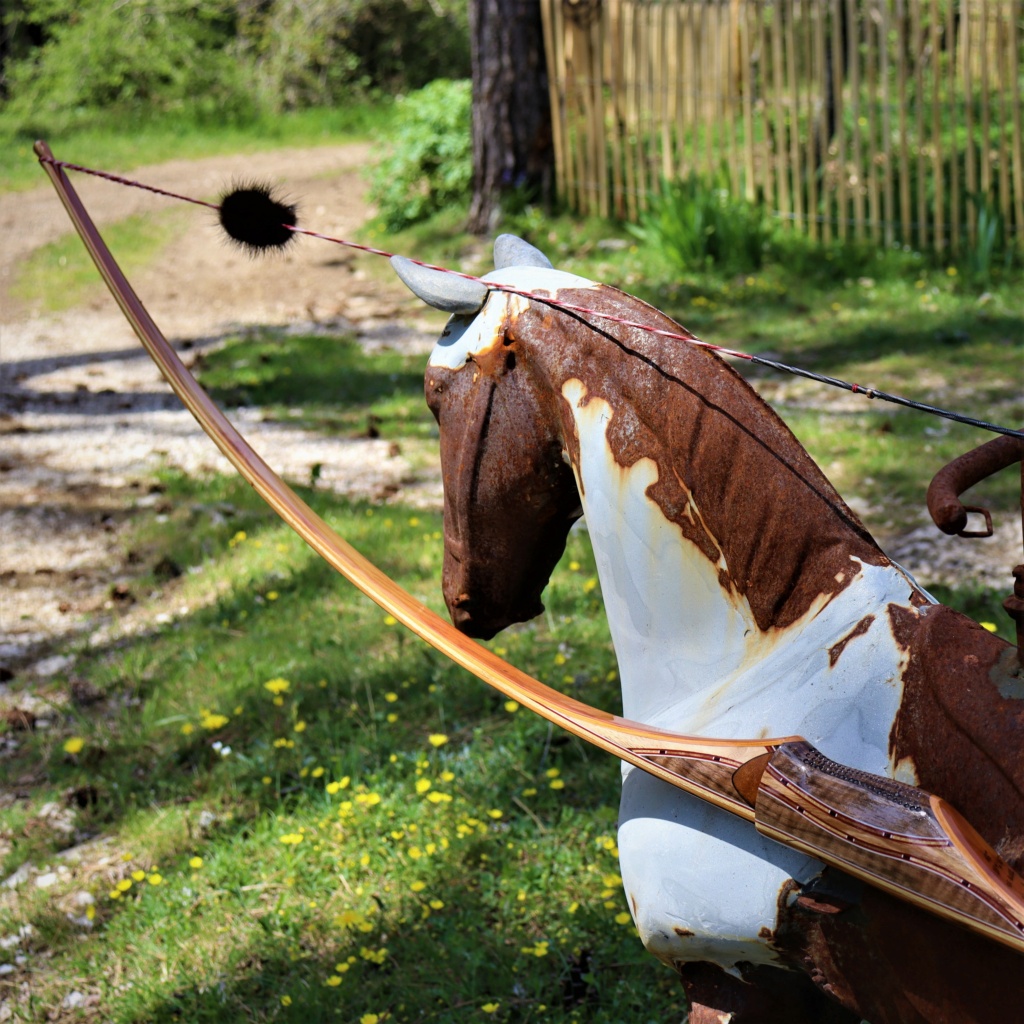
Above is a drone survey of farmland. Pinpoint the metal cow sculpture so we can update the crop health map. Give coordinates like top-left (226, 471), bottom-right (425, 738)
top-left (391, 237), bottom-right (1024, 1024)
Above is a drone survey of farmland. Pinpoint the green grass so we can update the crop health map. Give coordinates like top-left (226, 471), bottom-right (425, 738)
top-left (0, 103), bottom-right (396, 193)
top-left (195, 331), bottom-right (435, 443)
top-left (11, 208), bottom-right (188, 313)
top-left (1, 470), bottom-right (682, 1023)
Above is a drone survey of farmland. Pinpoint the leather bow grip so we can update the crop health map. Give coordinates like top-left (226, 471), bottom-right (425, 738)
top-left (926, 434), bottom-right (1023, 536)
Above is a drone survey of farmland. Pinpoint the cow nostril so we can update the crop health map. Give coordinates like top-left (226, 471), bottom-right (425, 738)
top-left (453, 592), bottom-right (472, 609)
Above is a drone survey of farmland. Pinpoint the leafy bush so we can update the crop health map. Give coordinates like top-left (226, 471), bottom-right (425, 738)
top-left (1, 0), bottom-right (258, 135)
top-left (370, 79), bottom-right (472, 231)
top-left (628, 172), bottom-right (772, 275)
top-left (0, 0), bottom-right (469, 137)
top-left (236, 0), bottom-right (469, 110)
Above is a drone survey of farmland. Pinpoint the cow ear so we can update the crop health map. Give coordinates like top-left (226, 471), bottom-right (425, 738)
top-left (390, 256), bottom-right (489, 314)
top-left (494, 234), bottom-right (553, 270)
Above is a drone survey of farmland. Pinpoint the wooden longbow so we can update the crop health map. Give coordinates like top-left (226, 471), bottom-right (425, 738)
top-left (34, 140), bottom-right (1024, 956)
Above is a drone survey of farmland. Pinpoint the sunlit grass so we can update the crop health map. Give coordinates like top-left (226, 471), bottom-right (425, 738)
top-left (0, 103), bottom-right (396, 193)
top-left (10, 208), bottom-right (188, 313)
top-left (1, 470), bottom-right (684, 1022)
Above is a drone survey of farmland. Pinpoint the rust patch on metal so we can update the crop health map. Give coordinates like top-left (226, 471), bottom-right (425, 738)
top-left (535, 286), bottom-right (888, 632)
top-left (827, 615), bottom-right (875, 668)
top-left (773, 871), bottom-right (1024, 1023)
top-left (887, 602), bottom-right (1024, 871)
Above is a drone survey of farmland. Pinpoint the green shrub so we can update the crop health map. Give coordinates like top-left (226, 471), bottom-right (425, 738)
top-left (370, 79), bottom-right (472, 232)
top-left (236, 0), bottom-right (469, 110)
top-left (1, 0), bottom-right (259, 136)
top-left (628, 172), bottom-right (772, 275)
top-left (0, 0), bottom-right (469, 137)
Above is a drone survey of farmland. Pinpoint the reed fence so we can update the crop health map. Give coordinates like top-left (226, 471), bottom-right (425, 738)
top-left (540, 0), bottom-right (1024, 253)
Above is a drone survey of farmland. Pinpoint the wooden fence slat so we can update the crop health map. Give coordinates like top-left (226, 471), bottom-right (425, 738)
top-left (947, 0), bottom-right (961, 250)
top-left (912, 0), bottom-right (927, 249)
top-left (741, 1), bottom-right (757, 202)
top-left (1011, 0), bottom-right (1024, 243)
top-left (931, 0), bottom-right (945, 252)
top-left (538, 0), bottom-right (1022, 254)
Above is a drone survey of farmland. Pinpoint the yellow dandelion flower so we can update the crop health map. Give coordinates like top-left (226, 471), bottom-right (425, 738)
top-left (615, 911), bottom-right (632, 925)
top-left (267, 591), bottom-right (279, 601)
top-left (108, 889), bottom-right (121, 900)
top-left (384, 615), bottom-right (398, 627)
top-left (116, 879), bottom-right (132, 892)
top-left (335, 962), bottom-right (351, 973)
top-left (409, 517), bottom-right (420, 527)
top-left (568, 901), bottom-right (579, 914)
top-left (262, 776), bottom-right (272, 785)
top-left (189, 857), bottom-right (203, 869)
top-left (504, 700), bottom-right (519, 713)
top-left (411, 880), bottom-right (426, 892)
top-left (545, 767), bottom-right (560, 778)
top-left (325, 975), bottom-right (342, 987)
top-left (549, 779), bottom-right (565, 790)
top-left (200, 712), bottom-right (229, 730)
top-left (415, 778), bottom-right (432, 794)
top-left (264, 677), bottom-right (290, 695)
top-left (440, 770), bottom-right (455, 782)
top-left (981, 622), bottom-right (998, 632)
top-left (131, 870), bottom-right (146, 882)
top-left (426, 791), bottom-right (451, 804)
top-left (428, 733), bottom-right (449, 748)
top-left (386, 713), bottom-right (398, 723)
top-left (148, 873), bottom-right (163, 885)
top-left (553, 652), bottom-right (567, 666)
top-left (429, 899), bottom-right (444, 910)
top-left (281, 996), bottom-right (292, 1006)
top-left (569, 560), bottom-right (581, 571)
top-left (311, 767), bottom-right (325, 778)
top-left (279, 833), bottom-right (304, 845)
top-left (384, 692), bottom-right (398, 703)
top-left (487, 809), bottom-right (503, 819)
top-left (482, 1003), bottom-right (500, 1014)
top-left (360, 1015), bottom-right (380, 1024)
top-left (293, 720), bottom-right (307, 733)
top-left (63, 737), bottom-right (85, 755)
top-left (180, 723), bottom-right (194, 735)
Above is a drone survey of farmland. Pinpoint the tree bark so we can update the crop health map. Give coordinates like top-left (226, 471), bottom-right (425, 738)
top-left (467, 0), bottom-right (553, 234)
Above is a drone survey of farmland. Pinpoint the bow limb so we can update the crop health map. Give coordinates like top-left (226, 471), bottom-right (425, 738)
top-left (34, 141), bottom-right (1024, 957)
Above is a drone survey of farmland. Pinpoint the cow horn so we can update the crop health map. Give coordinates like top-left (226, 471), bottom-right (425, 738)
top-left (493, 234), bottom-right (553, 270)
top-left (390, 255), bottom-right (489, 314)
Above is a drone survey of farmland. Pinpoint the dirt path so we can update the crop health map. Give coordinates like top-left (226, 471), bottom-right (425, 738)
top-left (1, 144), bottom-right (446, 672)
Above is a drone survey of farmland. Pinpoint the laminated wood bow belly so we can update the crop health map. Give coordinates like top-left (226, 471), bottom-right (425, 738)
top-left (35, 141), bottom-right (1024, 957)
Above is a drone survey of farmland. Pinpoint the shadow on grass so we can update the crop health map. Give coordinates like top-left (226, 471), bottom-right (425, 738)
top-left (196, 330), bottom-right (428, 428)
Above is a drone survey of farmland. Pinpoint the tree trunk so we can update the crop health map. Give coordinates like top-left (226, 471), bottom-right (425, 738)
top-left (467, 0), bottom-right (553, 234)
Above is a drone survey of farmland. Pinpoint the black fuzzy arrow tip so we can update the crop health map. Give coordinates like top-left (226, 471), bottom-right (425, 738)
top-left (218, 182), bottom-right (297, 253)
